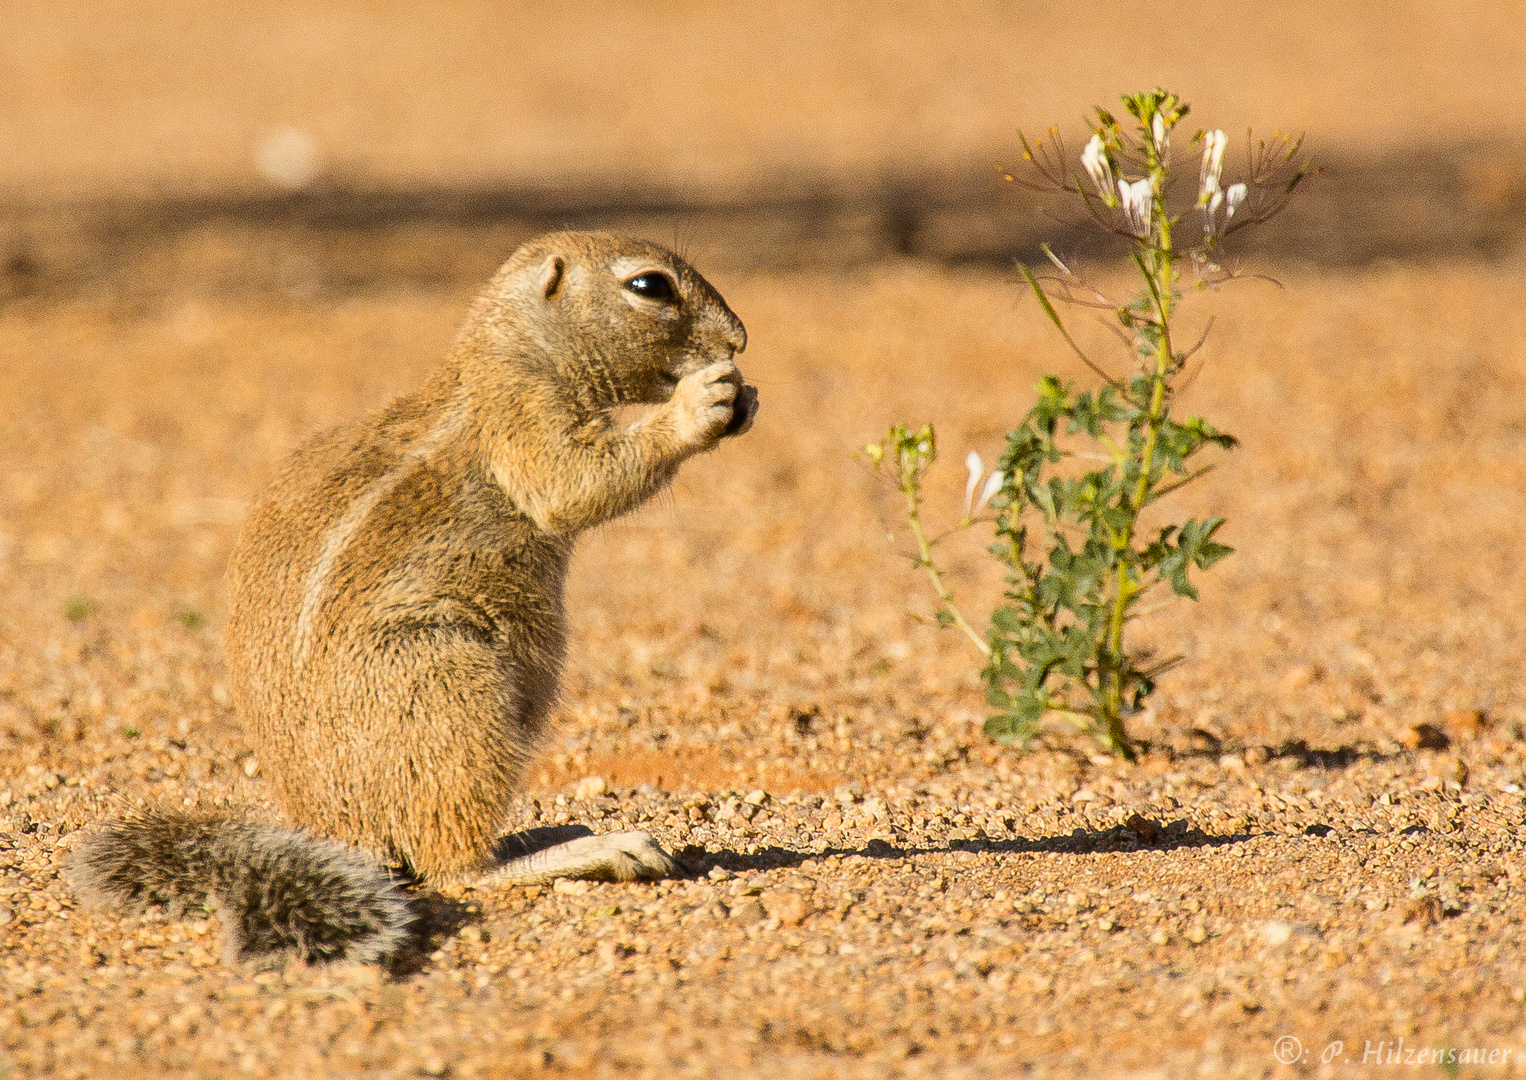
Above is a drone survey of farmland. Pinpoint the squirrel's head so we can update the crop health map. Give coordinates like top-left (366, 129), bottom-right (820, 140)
top-left (464, 232), bottom-right (747, 409)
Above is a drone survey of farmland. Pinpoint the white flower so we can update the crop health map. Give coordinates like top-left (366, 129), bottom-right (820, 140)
top-left (1199, 130), bottom-right (1227, 200)
top-left (1224, 182), bottom-right (1248, 220)
top-left (1151, 113), bottom-right (1168, 156)
top-left (1201, 184), bottom-right (1225, 238)
top-left (962, 452), bottom-right (1003, 520)
top-left (1080, 134), bottom-right (1116, 204)
top-left (1118, 178), bottom-right (1154, 235)
top-left (975, 471), bottom-right (1004, 517)
top-left (963, 451), bottom-right (984, 519)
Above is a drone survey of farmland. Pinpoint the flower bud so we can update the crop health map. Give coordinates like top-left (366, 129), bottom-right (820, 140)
top-left (1224, 183), bottom-right (1248, 220)
top-left (963, 451), bottom-right (984, 520)
top-left (1081, 134), bottom-right (1117, 205)
top-left (1118, 178), bottom-right (1154, 235)
top-left (975, 471), bottom-right (1004, 517)
top-left (1199, 130), bottom-right (1227, 200)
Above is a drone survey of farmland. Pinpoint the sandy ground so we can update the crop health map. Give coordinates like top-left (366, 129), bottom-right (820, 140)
top-left (3, 254), bottom-right (1526, 1078)
top-left (4, 3), bottom-right (1526, 1077)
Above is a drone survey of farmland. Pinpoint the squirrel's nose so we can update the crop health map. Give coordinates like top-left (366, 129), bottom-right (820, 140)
top-left (716, 313), bottom-right (746, 355)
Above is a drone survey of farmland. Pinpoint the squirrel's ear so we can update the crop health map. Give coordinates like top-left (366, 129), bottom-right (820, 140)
top-left (535, 255), bottom-right (566, 300)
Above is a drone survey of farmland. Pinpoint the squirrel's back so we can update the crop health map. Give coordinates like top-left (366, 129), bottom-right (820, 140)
top-left (225, 370), bottom-right (562, 879)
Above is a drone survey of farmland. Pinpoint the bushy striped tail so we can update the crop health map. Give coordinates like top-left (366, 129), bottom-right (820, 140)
top-left (68, 811), bottom-right (413, 965)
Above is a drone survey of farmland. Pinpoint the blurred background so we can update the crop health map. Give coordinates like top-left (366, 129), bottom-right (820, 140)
top-left (2, 0), bottom-right (1524, 300)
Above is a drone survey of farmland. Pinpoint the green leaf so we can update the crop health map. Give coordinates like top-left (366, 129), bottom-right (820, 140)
top-left (991, 605), bottom-right (1024, 635)
top-left (1158, 517), bottom-right (1233, 599)
top-left (982, 691), bottom-right (1046, 746)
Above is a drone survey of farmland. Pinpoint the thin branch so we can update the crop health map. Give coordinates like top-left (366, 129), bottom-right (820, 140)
top-left (1177, 315), bottom-right (1216, 363)
top-left (1150, 461), bottom-right (1218, 503)
top-left (902, 489), bottom-right (990, 657)
top-left (1019, 264), bottom-right (1126, 391)
top-left (1138, 654), bottom-right (1187, 680)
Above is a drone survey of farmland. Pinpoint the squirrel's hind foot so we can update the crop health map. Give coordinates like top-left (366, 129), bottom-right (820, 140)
top-left (483, 830), bottom-right (676, 887)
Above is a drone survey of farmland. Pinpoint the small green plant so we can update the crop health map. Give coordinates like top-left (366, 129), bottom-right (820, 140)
top-left (176, 608), bottom-right (206, 630)
top-left (864, 89), bottom-right (1310, 758)
top-left (63, 597), bottom-right (94, 623)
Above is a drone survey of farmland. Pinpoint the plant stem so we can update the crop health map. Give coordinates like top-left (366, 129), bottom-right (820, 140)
top-left (902, 484), bottom-right (991, 657)
top-left (1098, 139), bottom-right (1178, 761)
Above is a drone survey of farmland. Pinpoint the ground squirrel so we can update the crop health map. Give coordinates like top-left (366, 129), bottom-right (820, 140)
top-left (69, 231), bottom-right (757, 964)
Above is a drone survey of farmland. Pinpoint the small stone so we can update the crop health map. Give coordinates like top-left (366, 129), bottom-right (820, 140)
top-left (1186, 728), bottom-right (1222, 753)
top-left (1185, 923), bottom-right (1208, 944)
top-left (729, 898), bottom-right (766, 924)
top-left (1243, 746), bottom-right (1270, 766)
top-left (1282, 664), bottom-right (1321, 690)
top-left (243, 757), bottom-right (259, 778)
top-left (1398, 724), bottom-right (1449, 751)
top-left (743, 789), bottom-right (769, 806)
top-left (1263, 920), bottom-right (1293, 945)
top-left (328, 963), bottom-right (382, 988)
top-left (553, 878), bottom-right (589, 896)
top-left (1402, 895), bottom-right (1443, 927)
top-left (421, 1057), bottom-right (447, 1076)
top-left (1124, 814), bottom-right (1159, 843)
top-left (596, 939), bottom-right (630, 962)
top-left (1442, 708), bottom-right (1489, 740)
top-left (707, 865), bottom-right (734, 882)
top-left (763, 891), bottom-right (810, 927)
top-left (1149, 928), bottom-right (1169, 945)
top-left (574, 776), bottom-right (608, 800)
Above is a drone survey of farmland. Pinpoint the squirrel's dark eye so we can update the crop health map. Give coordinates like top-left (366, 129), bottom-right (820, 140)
top-left (624, 273), bottom-right (676, 302)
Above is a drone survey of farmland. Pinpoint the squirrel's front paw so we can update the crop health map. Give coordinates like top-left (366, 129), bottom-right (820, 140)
top-left (723, 382), bottom-right (759, 438)
top-left (669, 361), bottom-right (741, 449)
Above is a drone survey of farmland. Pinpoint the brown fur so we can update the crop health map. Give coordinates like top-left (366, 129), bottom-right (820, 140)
top-left (224, 231), bottom-right (754, 881)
